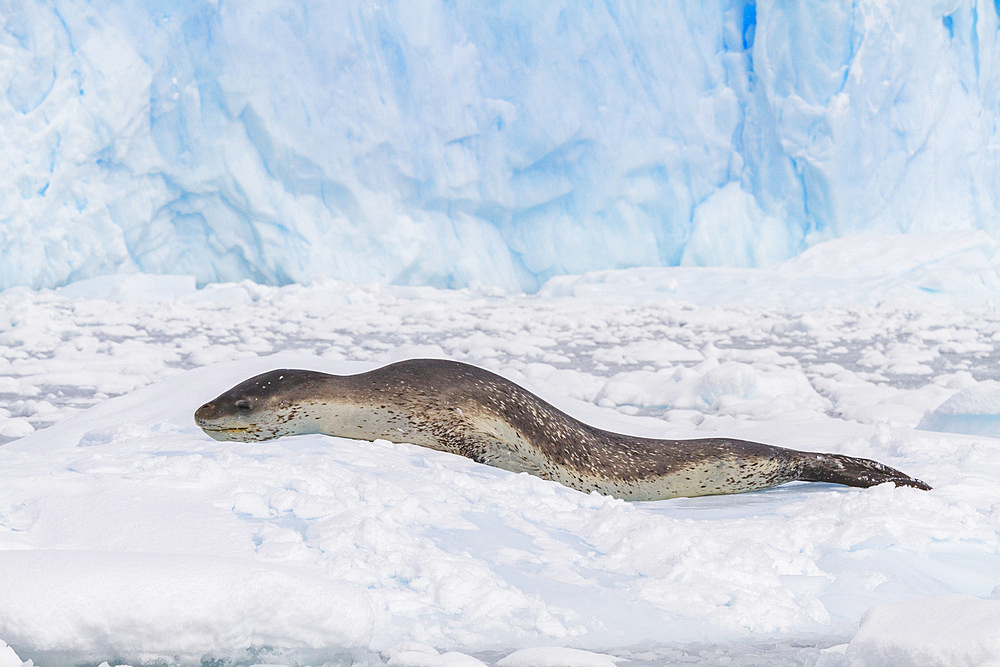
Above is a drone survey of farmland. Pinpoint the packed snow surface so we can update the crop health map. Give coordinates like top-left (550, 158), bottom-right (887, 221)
top-left (4, 1), bottom-right (1000, 292)
top-left (1, 235), bottom-right (999, 666)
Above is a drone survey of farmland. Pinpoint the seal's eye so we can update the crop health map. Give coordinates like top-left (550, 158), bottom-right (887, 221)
top-left (235, 399), bottom-right (252, 413)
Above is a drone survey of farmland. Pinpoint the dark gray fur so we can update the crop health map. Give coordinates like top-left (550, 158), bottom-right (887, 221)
top-left (194, 359), bottom-right (931, 500)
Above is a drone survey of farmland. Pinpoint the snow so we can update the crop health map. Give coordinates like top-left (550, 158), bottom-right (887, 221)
top-left (0, 551), bottom-right (372, 665)
top-left (918, 381), bottom-right (1000, 437)
top-left (846, 595), bottom-right (1000, 667)
top-left (1, 235), bottom-right (999, 666)
top-left (0, 641), bottom-right (25, 667)
top-left (496, 647), bottom-right (621, 667)
top-left (3, 2), bottom-right (1000, 293)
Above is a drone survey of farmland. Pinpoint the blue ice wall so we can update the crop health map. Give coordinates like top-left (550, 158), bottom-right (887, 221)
top-left (2, 1), bottom-right (999, 292)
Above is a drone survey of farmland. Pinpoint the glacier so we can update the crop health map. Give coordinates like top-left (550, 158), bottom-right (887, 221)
top-left (2, 0), bottom-right (1000, 292)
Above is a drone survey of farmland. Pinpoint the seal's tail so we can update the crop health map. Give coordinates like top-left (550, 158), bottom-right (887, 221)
top-left (798, 452), bottom-right (931, 490)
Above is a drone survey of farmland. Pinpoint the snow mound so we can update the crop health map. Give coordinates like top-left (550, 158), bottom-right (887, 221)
top-left (918, 381), bottom-right (1000, 437)
top-left (497, 647), bottom-right (622, 667)
top-left (0, 551), bottom-right (373, 665)
top-left (846, 595), bottom-right (1000, 667)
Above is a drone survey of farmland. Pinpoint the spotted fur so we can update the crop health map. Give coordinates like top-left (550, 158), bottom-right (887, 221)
top-left (194, 359), bottom-right (931, 500)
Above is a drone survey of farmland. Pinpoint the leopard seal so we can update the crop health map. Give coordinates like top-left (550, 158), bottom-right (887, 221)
top-left (194, 358), bottom-right (931, 500)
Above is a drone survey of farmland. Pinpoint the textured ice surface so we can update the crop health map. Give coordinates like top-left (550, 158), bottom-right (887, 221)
top-left (2, 244), bottom-right (999, 665)
top-left (3, 1), bottom-right (1000, 292)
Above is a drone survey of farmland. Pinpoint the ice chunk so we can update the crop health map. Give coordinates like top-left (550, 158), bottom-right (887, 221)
top-left (0, 639), bottom-right (27, 667)
top-left (918, 381), bottom-right (1000, 437)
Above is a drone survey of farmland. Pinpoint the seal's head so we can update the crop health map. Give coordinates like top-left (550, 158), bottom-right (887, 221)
top-left (195, 369), bottom-right (326, 442)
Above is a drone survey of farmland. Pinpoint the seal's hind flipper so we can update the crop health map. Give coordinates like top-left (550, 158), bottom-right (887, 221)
top-left (799, 452), bottom-right (931, 490)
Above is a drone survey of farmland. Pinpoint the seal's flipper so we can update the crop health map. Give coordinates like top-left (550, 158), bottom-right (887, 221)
top-left (799, 452), bottom-right (931, 490)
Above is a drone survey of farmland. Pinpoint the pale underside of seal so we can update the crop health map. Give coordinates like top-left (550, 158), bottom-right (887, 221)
top-left (194, 359), bottom-right (931, 500)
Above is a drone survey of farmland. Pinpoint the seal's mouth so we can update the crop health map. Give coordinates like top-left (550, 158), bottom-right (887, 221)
top-left (197, 424), bottom-right (258, 442)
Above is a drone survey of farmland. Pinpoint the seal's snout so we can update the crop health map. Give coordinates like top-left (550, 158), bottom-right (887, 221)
top-left (194, 399), bottom-right (253, 441)
top-left (194, 401), bottom-right (221, 426)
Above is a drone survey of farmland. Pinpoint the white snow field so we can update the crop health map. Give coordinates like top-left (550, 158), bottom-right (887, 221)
top-left (1, 235), bottom-right (999, 666)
